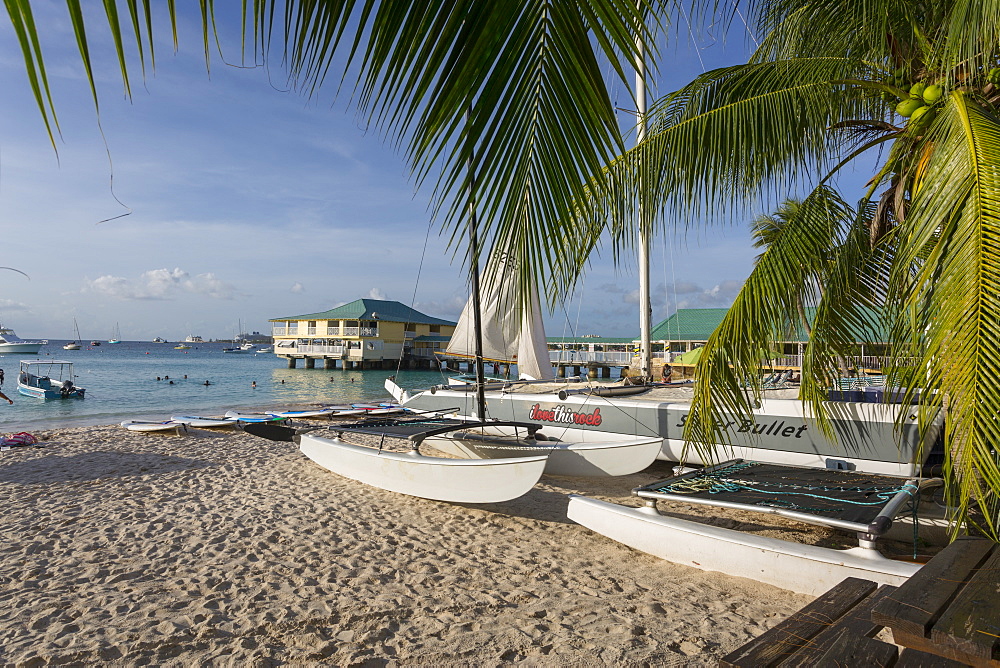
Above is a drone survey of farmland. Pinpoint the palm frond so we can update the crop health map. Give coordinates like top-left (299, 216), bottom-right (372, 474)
top-left (682, 185), bottom-right (852, 462)
top-left (888, 91), bottom-right (1000, 538)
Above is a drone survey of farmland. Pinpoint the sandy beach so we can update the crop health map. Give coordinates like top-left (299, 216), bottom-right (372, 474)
top-left (0, 423), bottom-right (816, 666)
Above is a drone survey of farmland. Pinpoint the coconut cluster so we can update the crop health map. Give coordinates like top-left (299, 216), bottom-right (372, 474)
top-left (893, 81), bottom-right (943, 130)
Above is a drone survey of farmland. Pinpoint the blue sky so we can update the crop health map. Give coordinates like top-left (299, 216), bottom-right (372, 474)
top-left (2, 4), bottom-right (774, 341)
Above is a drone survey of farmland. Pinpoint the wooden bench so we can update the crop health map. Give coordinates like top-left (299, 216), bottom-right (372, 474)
top-left (719, 576), bottom-right (967, 667)
top-left (872, 537), bottom-right (1000, 667)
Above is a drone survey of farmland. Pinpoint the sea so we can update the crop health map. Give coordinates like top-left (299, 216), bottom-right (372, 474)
top-left (0, 340), bottom-right (451, 431)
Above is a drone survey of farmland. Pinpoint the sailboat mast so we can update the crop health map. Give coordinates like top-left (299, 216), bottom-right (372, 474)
top-left (466, 110), bottom-right (488, 420)
top-left (636, 29), bottom-right (653, 380)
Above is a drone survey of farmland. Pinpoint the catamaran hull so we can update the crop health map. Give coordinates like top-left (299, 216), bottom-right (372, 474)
top-left (403, 389), bottom-right (941, 476)
top-left (567, 495), bottom-right (921, 596)
top-left (299, 433), bottom-right (548, 503)
top-left (430, 432), bottom-right (663, 477)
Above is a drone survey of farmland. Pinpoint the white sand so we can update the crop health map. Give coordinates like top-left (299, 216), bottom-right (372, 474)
top-left (0, 424), bottom-right (812, 666)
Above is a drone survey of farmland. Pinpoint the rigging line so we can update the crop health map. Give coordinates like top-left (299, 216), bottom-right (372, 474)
top-left (732, 3), bottom-right (760, 49)
top-left (397, 212), bottom-right (436, 377)
top-left (677, 4), bottom-right (706, 73)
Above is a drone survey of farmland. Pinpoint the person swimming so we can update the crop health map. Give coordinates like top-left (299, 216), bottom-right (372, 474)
top-left (203, 380), bottom-right (211, 386)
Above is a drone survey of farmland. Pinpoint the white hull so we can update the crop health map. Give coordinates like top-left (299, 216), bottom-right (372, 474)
top-left (0, 342), bottom-right (44, 354)
top-left (566, 495), bottom-right (921, 596)
top-left (431, 430), bottom-right (662, 476)
top-left (171, 415), bottom-right (239, 428)
top-left (299, 433), bottom-right (548, 503)
top-left (402, 386), bottom-right (942, 477)
top-left (121, 420), bottom-right (186, 433)
top-left (269, 409), bottom-right (335, 419)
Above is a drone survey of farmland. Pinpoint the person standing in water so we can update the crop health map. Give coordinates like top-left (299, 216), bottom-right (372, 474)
top-left (0, 388), bottom-right (12, 404)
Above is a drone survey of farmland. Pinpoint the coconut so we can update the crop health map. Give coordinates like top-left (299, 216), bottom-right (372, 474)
top-left (910, 105), bottom-right (934, 125)
top-left (922, 84), bottom-right (944, 104)
top-left (909, 82), bottom-right (926, 99)
top-left (896, 98), bottom-right (925, 118)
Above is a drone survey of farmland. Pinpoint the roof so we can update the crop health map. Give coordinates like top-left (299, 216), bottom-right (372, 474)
top-left (651, 307), bottom-right (887, 344)
top-left (270, 299), bottom-right (456, 327)
top-left (546, 336), bottom-right (637, 345)
top-left (651, 308), bottom-right (732, 342)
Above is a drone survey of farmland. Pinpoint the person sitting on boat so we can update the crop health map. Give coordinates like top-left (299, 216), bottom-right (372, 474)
top-left (661, 364), bottom-right (673, 383)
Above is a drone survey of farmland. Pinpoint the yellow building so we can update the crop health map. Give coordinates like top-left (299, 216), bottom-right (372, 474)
top-left (269, 299), bottom-right (457, 370)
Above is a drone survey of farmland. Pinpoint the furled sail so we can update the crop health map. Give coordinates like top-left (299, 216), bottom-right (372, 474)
top-left (445, 259), bottom-right (554, 380)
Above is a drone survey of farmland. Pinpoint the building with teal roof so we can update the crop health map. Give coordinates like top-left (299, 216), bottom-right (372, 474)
top-left (269, 299), bottom-right (457, 369)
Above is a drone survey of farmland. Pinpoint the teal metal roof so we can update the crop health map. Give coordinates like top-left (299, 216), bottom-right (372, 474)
top-left (271, 299), bottom-right (456, 327)
top-left (546, 336), bottom-right (636, 345)
top-left (651, 307), bottom-right (886, 344)
top-left (651, 308), bottom-right (731, 342)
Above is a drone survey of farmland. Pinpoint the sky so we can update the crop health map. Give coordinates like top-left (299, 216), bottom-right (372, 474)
top-left (1, 4), bottom-right (773, 342)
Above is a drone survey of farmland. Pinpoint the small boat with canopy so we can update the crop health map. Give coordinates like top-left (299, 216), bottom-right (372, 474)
top-left (17, 360), bottom-right (85, 399)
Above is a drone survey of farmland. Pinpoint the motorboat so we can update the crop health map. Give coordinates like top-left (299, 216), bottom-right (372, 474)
top-left (17, 360), bottom-right (85, 399)
top-left (174, 344), bottom-right (191, 350)
top-left (152, 337), bottom-right (167, 343)
top-left (0, 326), bottom-right (46, 355)
top-left (90, 340), bottom-right (101, 346)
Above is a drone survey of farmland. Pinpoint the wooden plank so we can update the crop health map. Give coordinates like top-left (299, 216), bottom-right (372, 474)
top-left (720, 577), bottom-right (878, 668)
top-left (894, 629), bottom-right (1000, 667)
top-left (871, 537), bottom-right (995, 637)
top-left (812, 627), bottom-right (898, 667)
top-left (931, 547), bottom-right (1000, 661)
top-left (896, 648), bottom-right (970, 667)
top-left (776, 585), bottom-right (897, 667)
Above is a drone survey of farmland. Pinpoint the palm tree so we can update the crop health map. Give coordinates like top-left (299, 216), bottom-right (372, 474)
top-left (9, 1), bottom-right (1000, 538)
top-left (4, 0), bottom-right (657, 303)
top-left (591, 0), bottom-right (1000, 538)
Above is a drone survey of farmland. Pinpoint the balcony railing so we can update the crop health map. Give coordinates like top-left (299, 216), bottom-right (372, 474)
top-left (272, 327), bottom-right (286, 336)
top-left (306, 327), bottom-right (317, 336)
top-left (292, 345), bottom-right (345, 355)
top-left (404, 330), bottom-right (417, 338)
top-left (326, 327), bottom-right (340, 336)
top-left (342, 327), bottom-right (359, 336)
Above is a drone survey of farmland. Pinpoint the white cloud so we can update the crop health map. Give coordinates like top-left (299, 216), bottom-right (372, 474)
top-left (365, 287), bottom-right (388, 300)
top-left (86, 268), bottom-right (238, 300)
top-left (0, 299), bottom-right (29, 312)
top-left (290, 282), bottom-right (304, 294)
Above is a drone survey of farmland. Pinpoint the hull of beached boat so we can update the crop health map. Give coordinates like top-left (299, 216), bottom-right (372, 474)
top-left (402, 387), bottom-right (941, 476)
top-left (566, 495), bottom-right (921, 596)
top-left (171, 415), bottom-right (239, 428)
top-left (299, 433), bottom-right (548, 503)
top-left (121, 420), bottom-right (186, 433)
top-left (268, 408), bottom-right (335, 419)
top-left (430, 432), bottom-right (662, 477)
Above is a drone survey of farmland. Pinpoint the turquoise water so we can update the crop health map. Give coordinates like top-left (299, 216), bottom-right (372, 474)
top-left (0, 341), bottom-right (450, 430)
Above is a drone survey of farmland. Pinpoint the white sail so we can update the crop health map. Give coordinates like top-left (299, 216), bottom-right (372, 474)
top-left (446, 258), bottom-right (554, 380)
